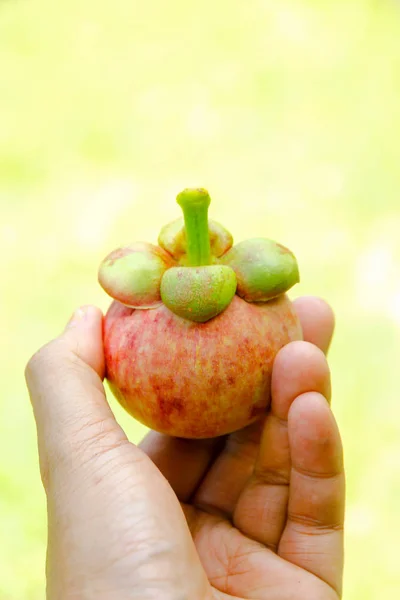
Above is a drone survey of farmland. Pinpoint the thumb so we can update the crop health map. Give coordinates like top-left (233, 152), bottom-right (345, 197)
top-left (25, 305), bottom-right (127, 489)
top-left (63, 304), bottom-right (106, 375)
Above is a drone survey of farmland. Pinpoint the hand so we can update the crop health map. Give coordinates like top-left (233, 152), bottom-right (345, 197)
top-left (26, 297), bottom-right (343, 600)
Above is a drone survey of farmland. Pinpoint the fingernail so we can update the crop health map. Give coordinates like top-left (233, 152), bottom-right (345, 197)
top-left (65, 305), bottom-right (92, 329)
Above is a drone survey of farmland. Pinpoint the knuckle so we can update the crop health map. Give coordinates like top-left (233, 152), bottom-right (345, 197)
top-left (25, 339), bottom-right (62, 383)
top-left (288, 511), bottom-right (344, 532)
top-left (61, 414), bottom-right (128, 472)
top-left (38, 453), bottom-right (51, 492)
top-left (37, 418), bottom-right (114, 492)
top-left (254, 465), bottom-right (290, 486)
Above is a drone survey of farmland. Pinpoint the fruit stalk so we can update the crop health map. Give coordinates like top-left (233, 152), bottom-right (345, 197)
top-left (176, 188), bottom-right (212, 266)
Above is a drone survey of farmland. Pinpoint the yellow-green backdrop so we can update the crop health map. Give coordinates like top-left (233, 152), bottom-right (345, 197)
top-left (1, 1), bottom-right (400, 598)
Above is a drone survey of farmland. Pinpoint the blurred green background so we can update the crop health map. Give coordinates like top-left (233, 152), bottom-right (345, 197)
top-left (1, 0), bottom-right (400, 598)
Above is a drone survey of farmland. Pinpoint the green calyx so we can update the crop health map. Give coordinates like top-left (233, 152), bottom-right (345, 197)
top-left (98, 242), bottom-right (174, 308)
top-left (158, 217), bottom-right (233, 264)
top-left (98, 187), bottom-right (300, 323)
top-left (161, 265), bottom-right (237, 323)
top-left (220, 238), bottom-right (299, 302)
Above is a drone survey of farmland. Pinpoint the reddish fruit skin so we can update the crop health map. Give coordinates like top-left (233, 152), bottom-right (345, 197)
top-left (104, 294), bottom-right (302, 439)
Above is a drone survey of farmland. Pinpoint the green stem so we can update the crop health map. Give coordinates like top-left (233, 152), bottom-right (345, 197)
top-left (176, 188), bottom-right (212, 266)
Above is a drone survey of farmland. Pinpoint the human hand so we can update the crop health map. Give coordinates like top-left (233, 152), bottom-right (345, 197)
top-left (25, 296), bottom-right (343, 599)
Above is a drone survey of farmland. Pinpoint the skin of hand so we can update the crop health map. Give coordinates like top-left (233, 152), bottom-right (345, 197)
top-left (25, 296), bottom-right (344, 600)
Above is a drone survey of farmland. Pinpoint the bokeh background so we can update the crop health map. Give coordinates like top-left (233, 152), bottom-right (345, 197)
top-left (1, 0), bottom-right (400, 598)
